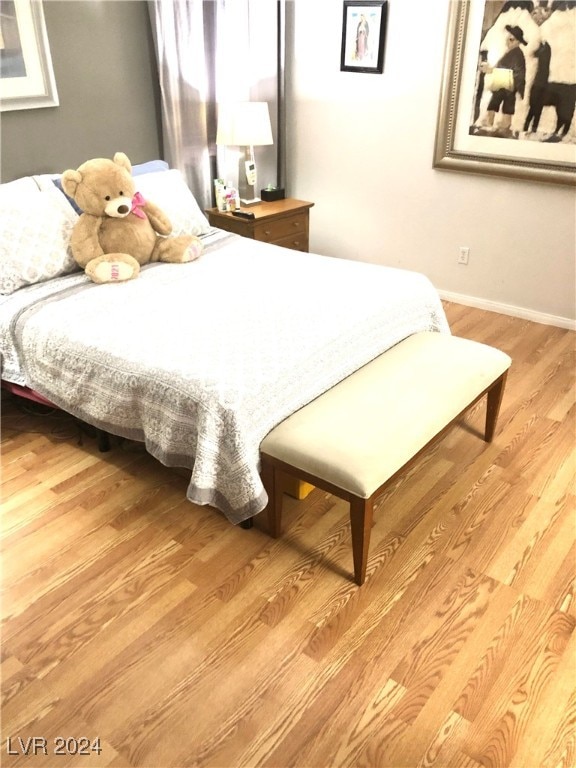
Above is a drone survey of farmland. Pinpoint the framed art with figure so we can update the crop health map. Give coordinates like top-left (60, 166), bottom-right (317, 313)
top-left (0, 0), bottom-right (58, 112)
top-left (434, 0), bottom-right (575, 186)
top-left (340, 1), bottom-right (389, 74)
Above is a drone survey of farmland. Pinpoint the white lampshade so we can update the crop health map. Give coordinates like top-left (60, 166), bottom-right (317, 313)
top-left (216, 102), bottom-right (273, 147)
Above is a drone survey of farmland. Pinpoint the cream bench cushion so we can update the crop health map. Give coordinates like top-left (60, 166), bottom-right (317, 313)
top-left (261, 332), bottom-right (511, 498)
top-left (260, 331), bottom-right (511, 585)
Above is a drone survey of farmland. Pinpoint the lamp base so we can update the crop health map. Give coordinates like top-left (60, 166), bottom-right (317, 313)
top-left (237, 146), bottom-right (260, 207)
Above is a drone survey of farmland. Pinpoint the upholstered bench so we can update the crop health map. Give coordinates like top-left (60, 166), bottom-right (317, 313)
top-left (259, 332), bottom-right (511, 586)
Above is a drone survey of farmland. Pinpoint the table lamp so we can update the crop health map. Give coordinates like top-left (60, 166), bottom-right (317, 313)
top-left (216, 101), bottom-right (273, 205)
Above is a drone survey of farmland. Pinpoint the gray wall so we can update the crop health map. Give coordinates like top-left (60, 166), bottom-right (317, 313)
top-left (1, 1), bottom-right (162, 181)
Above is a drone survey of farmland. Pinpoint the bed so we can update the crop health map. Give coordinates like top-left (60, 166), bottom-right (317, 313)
top-left (0, 162), bottom-right (450, 525)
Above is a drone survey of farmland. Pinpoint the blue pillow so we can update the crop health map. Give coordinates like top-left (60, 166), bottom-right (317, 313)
top-left (52, 177), bottom-right (83, 214)
top-left (52, 159), bottom-right (170, 213)
top-left (132, 160), bottom-right (169, 175)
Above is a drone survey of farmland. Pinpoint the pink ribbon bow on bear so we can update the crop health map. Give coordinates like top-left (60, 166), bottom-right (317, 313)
top-left (130, 191), bottom-right (147, 219)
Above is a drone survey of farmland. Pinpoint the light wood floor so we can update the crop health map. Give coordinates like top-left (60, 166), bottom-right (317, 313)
top-left (1, 303), bottom-right (574, 768)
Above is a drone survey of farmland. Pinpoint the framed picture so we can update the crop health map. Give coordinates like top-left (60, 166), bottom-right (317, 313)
top-left (0, 0), bottom-right (59, 112)
top-left (340, 1), bottom-right (388, 74)
top-left (434, 1), bottom-right (575, 186)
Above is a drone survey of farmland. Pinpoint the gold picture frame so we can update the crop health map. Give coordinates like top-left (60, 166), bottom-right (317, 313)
top-left (433, 1), bottom-right (575, 187)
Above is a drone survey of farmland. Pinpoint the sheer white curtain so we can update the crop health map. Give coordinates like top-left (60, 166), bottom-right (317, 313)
top-left (149, 0), bottom-right (216, 209)
top-left (149, 0), bottom-right (283, 210)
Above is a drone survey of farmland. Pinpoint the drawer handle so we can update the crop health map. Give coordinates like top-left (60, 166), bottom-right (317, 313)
top-left (264, 230), bottom-right (271, 236)
top-left (293, 222), bottom-right (301, 228)
top-left (293, 240), bottom-right (300, 247)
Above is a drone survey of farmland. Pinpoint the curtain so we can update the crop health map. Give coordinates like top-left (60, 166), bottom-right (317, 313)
top-left (149, 0), bottom-right (284, 210)
top-left (148, 0), bottom-right (216, 209)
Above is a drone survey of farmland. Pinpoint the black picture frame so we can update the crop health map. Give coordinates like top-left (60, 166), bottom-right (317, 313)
top-left (340, 1), bottom-right (388, 75)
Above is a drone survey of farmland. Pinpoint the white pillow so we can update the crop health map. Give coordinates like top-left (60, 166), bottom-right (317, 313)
top-left (0, 176), bottom-right (42, 198)
top-left (0, 183), bottom-right (79, 295)
top-left (135, 169), bottom-right (210, 237)
top-left (31, 173), bottom-right (61, 191)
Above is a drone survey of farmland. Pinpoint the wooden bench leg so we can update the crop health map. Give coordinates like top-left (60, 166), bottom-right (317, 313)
top-left (270, 468), bottom-right (285, 538)
top-left (260, 458), bottom-right (283, 538)
top-left (485, 371), bottom-right (508, 443)
top-left (349, 496), bottom-right (374, 586)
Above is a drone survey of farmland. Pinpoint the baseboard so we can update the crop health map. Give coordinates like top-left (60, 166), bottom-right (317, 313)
top-left (438, 290), bottom-right (576, 331)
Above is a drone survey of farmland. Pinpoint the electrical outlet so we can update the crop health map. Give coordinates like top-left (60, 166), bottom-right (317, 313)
top-left (458, 246), bottom-right (470, 265)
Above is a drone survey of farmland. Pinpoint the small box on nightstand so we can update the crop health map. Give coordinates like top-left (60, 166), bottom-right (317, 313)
top-left (261, 187), bottom-right (285, 202)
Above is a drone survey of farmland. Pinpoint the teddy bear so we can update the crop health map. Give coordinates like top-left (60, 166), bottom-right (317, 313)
top-left (61, 152), bottom-right (202, 284)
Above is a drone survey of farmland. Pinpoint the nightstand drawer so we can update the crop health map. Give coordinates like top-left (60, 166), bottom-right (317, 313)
top-left (254, 213), bottom-right (308, 244)
top-left (274, 233), bottom-right (309, 252)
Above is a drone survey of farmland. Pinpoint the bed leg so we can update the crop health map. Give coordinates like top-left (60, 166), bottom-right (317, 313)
top-left (349, 496), bottom-right (374, 586)
top-left (485, 371), bottom-right (508, 443)
top-left (240, 518), bottom-right (253, 529)
top-left (97, 429), bottom-right (111, 452)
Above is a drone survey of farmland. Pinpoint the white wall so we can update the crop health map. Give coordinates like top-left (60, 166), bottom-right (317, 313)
top-left (286, 0), bottom-right (576, 327)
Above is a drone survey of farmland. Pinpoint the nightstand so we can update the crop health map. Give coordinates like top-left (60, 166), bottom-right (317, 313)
top-left (206, 198), bottom-right (314, 252)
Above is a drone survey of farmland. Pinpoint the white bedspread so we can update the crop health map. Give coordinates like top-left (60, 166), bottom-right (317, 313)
top-left (1, 234), bottom-right (450, 522)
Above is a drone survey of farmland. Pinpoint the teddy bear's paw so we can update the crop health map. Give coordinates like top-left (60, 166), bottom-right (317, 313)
top-left (86, 255), bottom-right (140, 284)
top-left (154, 235), bottom-right (203, 264)
top-left (183, 239), bottom-right (203, 262)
